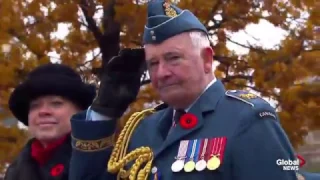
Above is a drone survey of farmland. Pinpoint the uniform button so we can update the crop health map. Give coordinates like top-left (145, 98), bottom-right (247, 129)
top-left (151, 166), bottom-right (157, 174)
top-left (152, 36), bottom-right (156, 40)
top-left (150, 30), bottom-right (154, 34)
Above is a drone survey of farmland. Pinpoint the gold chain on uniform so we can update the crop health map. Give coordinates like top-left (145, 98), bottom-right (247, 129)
top-left (108, 108), bottom-right (156, 180)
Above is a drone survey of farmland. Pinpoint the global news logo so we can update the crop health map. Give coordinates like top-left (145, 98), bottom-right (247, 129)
top-left (276, 155), bottom-right (306, 171)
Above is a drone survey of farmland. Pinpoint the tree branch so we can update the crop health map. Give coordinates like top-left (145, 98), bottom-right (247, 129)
top-left (100, 0), bottom-right (120, 67)
top-left (226, 36), bottom-right (267, 54)
top-left (79, 0), bottom-right (103, 45)
top-left (222, 75), bottom-right (253, 83)
top-left (77, 50), bottom-right (101, 68)
top-left (204, 0), bottom-right (223, 30)
top-left (207, 18), bottom-right (226, 31)
top-left (139, 70), bottom-right (150, 85)
top-left (141, 78), bottom-right (151, 86)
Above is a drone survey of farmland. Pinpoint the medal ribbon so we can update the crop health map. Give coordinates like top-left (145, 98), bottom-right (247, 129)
top-left (216, 138), bottom-right (222, 156)
top-left (205, 138), bottom-right (213, 161)
top-left (196, 139), bottom-right (204, 162)
top-left (208, 137), bottom-right (228, 162)
top-left (176, 140), bottom-right (189, 160)
top-left (189, 139), bottom-right (198, 160)
top-left (199, 138), bottom-right (208, 160)
top-left (193, 140), bottom-right (201, 162)
top-left (209, 137), bottom-right (218, 157)
top-left (217, 137), bottom-right (227, 163)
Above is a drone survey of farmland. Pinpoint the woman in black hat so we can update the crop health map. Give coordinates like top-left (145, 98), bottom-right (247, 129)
top-left (4, 63), bottom-right (96, 180)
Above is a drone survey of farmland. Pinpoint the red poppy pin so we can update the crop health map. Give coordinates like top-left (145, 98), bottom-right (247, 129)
top-left (50, 164), bottom-right (64, 177)
top-left (179, 113), bottom-right (198, 129)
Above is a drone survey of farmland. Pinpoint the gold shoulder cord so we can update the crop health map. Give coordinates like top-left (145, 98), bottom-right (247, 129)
top-left (108, 108), bottom-right (156, 180)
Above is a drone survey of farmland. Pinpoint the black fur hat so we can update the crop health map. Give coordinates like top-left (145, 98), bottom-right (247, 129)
top-left (8, 63), bottom-right (96, 126)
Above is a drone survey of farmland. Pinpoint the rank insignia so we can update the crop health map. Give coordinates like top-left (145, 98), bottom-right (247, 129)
top-left (239, 93), bottom-right (257, 99)
top-left (225, 90), bottom-right (269, 107)
top-left (163, 1), bottom-right (178, 17)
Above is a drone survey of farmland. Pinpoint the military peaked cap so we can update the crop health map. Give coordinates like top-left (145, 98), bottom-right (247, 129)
top-left (143, 0), bottom-right (208, 44)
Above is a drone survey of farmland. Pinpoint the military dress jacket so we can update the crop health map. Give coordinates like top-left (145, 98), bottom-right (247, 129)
top-left (69, 80), bottom-right (300, 180)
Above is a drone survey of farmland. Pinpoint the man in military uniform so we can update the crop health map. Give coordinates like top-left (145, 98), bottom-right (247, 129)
top-left (69, 1), bottom-right (308, 179)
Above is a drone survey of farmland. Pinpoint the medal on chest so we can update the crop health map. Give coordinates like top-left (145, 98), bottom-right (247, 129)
top-left (195, 138), bottom-right (208, 171)
top-left (171, 137), bottom-right (227, 173)
top-left (206, 137), bottom-right (226, 170)
top-left (183, 139), bottom-right (199, 172)
top-left (171, 140), bottom-right (188, 172)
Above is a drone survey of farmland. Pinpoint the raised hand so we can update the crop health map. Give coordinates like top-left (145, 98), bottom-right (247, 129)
top-left (91, 48), bottom-right (146, 118)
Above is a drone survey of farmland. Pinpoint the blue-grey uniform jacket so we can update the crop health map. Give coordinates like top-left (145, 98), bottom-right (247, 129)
top-left (69, 80), bottom-right (307, 180)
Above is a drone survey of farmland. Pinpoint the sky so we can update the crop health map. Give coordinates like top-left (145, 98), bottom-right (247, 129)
top-left (50, 19), bottom-right (287, 54)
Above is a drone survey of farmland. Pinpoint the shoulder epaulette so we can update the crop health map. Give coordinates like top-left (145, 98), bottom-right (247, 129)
top-left (225, 90), bottom-right (269, 107)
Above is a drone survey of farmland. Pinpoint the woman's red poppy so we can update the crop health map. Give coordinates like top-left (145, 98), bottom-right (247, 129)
top-left (179, 113), bottom-right (198, 129)
top-left (50, 164), bottom-right (64, 177)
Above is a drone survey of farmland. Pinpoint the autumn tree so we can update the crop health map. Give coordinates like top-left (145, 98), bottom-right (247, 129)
top-left (0, 0), bottom-right (319, 173)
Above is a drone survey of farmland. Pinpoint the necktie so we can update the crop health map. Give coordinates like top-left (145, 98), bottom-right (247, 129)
top-left (173, 109), bottom-right (186, 125)
top-left (167, 109), bottom-right (186, 137)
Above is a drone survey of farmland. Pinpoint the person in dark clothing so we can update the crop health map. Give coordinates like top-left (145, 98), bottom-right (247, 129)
top-left (4, 63), bottom-right (96, 180)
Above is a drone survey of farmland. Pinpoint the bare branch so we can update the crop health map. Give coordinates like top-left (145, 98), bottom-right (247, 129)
top-left (207, 19), bottom-right (226, 31)
top-left (78, 15), bottom-right (89, 28)
top-left (243, 29), bottom-right (260, 41)
top-left (141, 78), bottom-right (151, 86)
top-left (78, 50), bottom-right (102, 68)
top-left (78, 0), bottom-right (103, 45)
top-left (222, 74), bottom-right (253, 83)
top-left (95, 6), bottom-right (103, 12)
top-left (204, 0), bottom-right (222, 28)
top-left (226, 36), bottom-right (267, 54)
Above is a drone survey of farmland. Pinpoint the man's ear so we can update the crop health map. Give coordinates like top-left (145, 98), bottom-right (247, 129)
top-left (201, 47), bottom-right (214, 73)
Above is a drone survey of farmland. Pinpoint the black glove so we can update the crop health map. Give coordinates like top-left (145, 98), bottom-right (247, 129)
top-left (91, 48), bottom-right (146, 118)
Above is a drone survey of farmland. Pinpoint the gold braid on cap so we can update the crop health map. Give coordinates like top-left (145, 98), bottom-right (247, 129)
top-left (108, 108), bottom-right (156, 180)
top-left (163, 2), bottom-right (177, 18)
